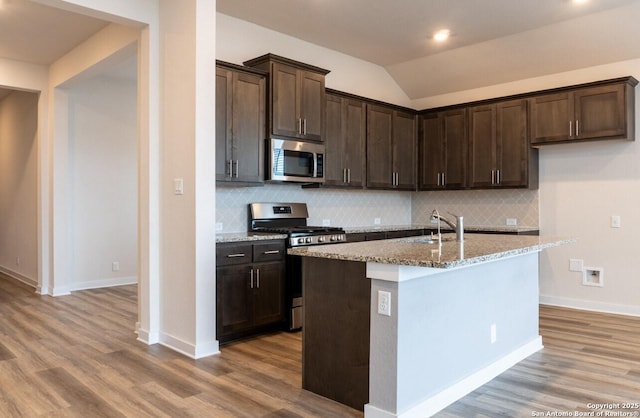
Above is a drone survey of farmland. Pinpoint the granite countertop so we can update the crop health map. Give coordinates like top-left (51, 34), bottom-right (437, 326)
top-left (343, 224), bottom-right (539, 234)
top-left (288, 233), bottom-right (574, 269)
top-left (216, 232), bottom-right (287, 243)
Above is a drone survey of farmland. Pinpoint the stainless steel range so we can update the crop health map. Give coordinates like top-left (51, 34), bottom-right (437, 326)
top-left (249, 202), bottom-right (346, 330)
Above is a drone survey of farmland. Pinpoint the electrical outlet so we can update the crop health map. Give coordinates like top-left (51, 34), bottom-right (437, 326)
top-left (490, 324), bottom-right (497, 344)
top-left (611, 215), bottom-right (621, 228)
top-left (112, 261), bottom-right (120, 272)
top-left (322, 219), bottom-right (331, 226)
top-left (215, 222), bottom-right (223, 232)
top-left (377, 290), bottom-right (391, 316)
top-left (374, 218), bottom-right (381, 225)
top-left (15, 257), bottom-right (20, 266)
top-left (506, 218), bottom-right (517, 226)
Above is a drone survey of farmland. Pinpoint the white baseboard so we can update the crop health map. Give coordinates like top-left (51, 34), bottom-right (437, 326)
top-left (540, 295), bottom-right (640, 317)
top-left (71, 276), bottom-right (138, 292)
top-left (159, 331), bottom-right (220, 359)
top-left (0, 265), bottom-right (37, 288)
top-left (365, 337), bottom-right (544, 418)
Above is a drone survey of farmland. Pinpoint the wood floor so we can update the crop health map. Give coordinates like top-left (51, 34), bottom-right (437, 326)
top-left (1, 273), bottom-right (639, 417)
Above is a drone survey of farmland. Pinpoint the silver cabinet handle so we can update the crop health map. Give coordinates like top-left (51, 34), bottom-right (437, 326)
top-left (234, 160), bottom-right (239, 178)
top-left (442, 172), bottom-right (446, 187)
top-left (491, 170), bottom-right (495, 184)
top-left (250, 268), bottom-right (254, 289)
top-left (497, 169), bottom-right (501, 184)
top-left (263, 250), bottom-right (280, 255)
top-left (303, 119), bottom-right (307, 135)
top-left (226, 253), bottom-right (245, 258)
top-left (298, 118), bottom-right (303, 135)
top-left (569, 120), bottom-right (573, 137)
top-left (228, 160), bottom-right (233, 177)
top-left (437, 172), bottom-right (441, 186)
top-left (576, 120), bottom-right (579, 137)
top-left (256, 269), bottom-right (260, 288)
top-left (343, 168), bottom-right (347, 184)
top-left (347, 168), bottom-right (351, 184)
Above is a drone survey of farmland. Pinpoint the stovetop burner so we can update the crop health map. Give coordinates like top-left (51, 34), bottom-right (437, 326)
top-left (249, 202), bottom-right (347, 247)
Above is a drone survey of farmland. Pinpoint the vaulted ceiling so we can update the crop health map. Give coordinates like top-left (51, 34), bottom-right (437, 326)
top-left (2, 0), bottom-right (640, 101)
top-left (217, 0), bottom-right (640, 98)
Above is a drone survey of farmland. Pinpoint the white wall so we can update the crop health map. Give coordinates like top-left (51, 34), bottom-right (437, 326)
top-left (410, 59), bottom-right (640, 316)
top-left (67, 75), bottom-right (138, 290)
top-left (47, 23), bottom-right (140, 297)
top-left (0, 90), bottom-right (39, 286)
top-left (159, 0), bottom-right (218, 358)
top-left (216, 13), bottom-right (411, 107)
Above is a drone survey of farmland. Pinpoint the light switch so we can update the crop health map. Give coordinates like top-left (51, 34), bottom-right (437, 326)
top-left (174, 178), bottom-right (184, 195)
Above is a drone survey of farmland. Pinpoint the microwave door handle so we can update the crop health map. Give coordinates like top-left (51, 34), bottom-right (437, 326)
top-left (312, 153), bottom-right (318, 177)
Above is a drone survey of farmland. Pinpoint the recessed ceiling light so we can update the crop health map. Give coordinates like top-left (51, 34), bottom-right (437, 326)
top-left (573, 0), bottom-right (588, 4)
top-left (433, 29), bottom-right (450, 42)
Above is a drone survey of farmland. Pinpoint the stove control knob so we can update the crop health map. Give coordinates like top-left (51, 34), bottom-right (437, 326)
top-left (318, 236), bottom-right (325, 243)
top-left (297, 238), bottom-right (306, 244)
top-left (338, 235), bottom-right (344, 241)
top-left (330, 235), bottom-right (337, 241)
top-left (305, 237), bottom-right (312, 243)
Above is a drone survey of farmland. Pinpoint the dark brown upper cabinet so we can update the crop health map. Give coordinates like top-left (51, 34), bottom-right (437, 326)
top-left (244, 54), bottom-right (330, 142)
top-left (469, 99), bottom-right (537, 188)
top-left (324, 91), bottom-right (366, 188)
top-left (216, 62), bottom-right (266, 185)
top-left (530, 77), bottom-right (637, 146)
top-left (367, 104), bottom-right (417, 190)
top-left (419, 109), bottom-right (467, 190)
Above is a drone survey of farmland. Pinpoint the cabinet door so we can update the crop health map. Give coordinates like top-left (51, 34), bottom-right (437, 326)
top-left (496, 99), bottom-right (528, 187)
top-left (272, 63), bottom-right (300, 138)
top-left (419, 113), bottom-right (444, 189)
top-left (300, 70), bottom-right (325, 141)
top-left (343, 99), bottom-right (366, 188)
top-left (324, 94), bottom-right (345, 186)
top-left (216, 265), bottom-right (253, 337)
top-left (468, 105), bottom-right (496, 188)
top-left (215, 68), bottom-right (233, 181)
top-left (442, 109), bottom-right (467, 189)
top-left (252, 262), bottom-right (285, 327)
top-left (530, 92), bottom-right (572, 145)
top-left (233, 72), bottom-right (265, 183)
top-left (574, 84), bottom-right (626, 140)
top-left (366, 105), bottom-right (394, 188)
top-left (393, 110), bottom-right (417, 190)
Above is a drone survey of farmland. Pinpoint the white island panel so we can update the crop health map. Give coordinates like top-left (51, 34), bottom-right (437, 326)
top-left (367, 252), bottom-right (542, 418)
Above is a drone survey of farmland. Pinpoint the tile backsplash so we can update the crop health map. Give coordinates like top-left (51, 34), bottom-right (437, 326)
top-left (216, 184), bottom-right (539, 233)
top-left (412, 189), bottom-right (539, 228)
top-left (216, 184), bottom-right (412, 233)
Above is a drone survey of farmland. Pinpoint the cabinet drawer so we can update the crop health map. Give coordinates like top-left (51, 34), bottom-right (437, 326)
top-left (253, 241), bottom-right (286, 263)
top-left (217, 243), bottom-right (253, 266)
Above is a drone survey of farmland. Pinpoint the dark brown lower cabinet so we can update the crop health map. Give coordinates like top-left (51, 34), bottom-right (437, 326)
top-left (302, 257), bottom-right (370, 411)
top-left (216, 240), bottom-right (286, 343)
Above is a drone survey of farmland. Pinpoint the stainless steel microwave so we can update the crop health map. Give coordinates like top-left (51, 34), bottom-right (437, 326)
top-left (268, 138), bottom-right (324, 183)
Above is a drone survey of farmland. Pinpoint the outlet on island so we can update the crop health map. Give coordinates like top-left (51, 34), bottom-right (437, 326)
top-left (377, 290), bottom-right (391, 316)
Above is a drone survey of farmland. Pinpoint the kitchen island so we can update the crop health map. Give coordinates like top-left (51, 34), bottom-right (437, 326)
top-left (289, 233), bottom-right (574, 418)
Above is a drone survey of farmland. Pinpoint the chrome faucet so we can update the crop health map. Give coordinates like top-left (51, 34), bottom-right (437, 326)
top-left (431, 209), bottom-right (464, 242)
